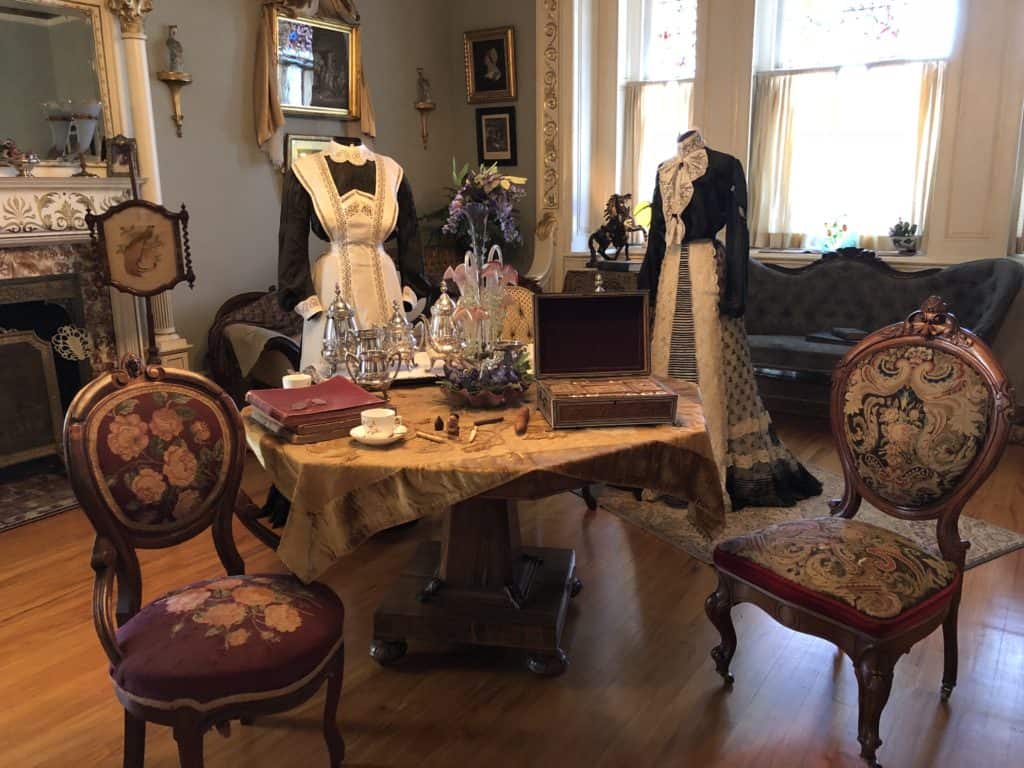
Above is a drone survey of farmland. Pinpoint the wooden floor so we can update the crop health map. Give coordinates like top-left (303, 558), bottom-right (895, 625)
top-left (2, 415), bottom-right (1022, 768)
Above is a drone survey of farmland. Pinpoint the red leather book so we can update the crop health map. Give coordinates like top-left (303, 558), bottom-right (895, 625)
top-left (245, 377), bottom-right (383, 429)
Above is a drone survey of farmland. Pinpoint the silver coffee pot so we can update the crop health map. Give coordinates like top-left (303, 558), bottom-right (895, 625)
top-left (422, 281), bottom-right (466, 368)
top-left (345, 328), bottom-right (401, 395)
top-left (321, 284), bottom-right (358, 376)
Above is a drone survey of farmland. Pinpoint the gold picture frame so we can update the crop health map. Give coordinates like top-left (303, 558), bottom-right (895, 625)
top-left (463, 26), bottom-right (517, 104)
top-left (285, 134), bottom-right (332, 172)
top-left (273, 11), bottom-right (361, 120)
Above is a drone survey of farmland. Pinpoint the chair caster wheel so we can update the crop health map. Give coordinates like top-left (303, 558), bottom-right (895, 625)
top-left (569, 576), bottom-right (583, 598)
top-left (370, 638), bottom-right (407, 665)
top-left (526, 649), bottom-right (568, 676)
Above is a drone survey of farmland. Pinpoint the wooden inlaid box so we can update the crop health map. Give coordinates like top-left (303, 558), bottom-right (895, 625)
top-left (533, 292), bottom-right (677, 428)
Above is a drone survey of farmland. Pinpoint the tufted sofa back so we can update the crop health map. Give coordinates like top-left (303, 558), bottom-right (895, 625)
top-left (746, 256), bottom-right (1022, 342)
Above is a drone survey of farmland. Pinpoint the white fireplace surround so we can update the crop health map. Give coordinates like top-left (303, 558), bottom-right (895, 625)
top-left (0, 0), bottom-right (189, 368)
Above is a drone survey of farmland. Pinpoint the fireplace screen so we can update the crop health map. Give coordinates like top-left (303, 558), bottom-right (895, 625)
top-left (0, 331), bottom-right (63, 469)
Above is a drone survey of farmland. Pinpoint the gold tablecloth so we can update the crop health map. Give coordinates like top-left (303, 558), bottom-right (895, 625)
top-left (243, 380), bottom-right (724, 582)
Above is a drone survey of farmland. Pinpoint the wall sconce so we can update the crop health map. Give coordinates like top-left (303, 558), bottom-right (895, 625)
top-left (156, 25), bottom-right (192, 138)
top-left (414, 67), bottom-right (436, 150)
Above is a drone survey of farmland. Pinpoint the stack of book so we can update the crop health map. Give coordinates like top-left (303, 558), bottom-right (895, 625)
top-left (245, 377), bottom-right (385, 444)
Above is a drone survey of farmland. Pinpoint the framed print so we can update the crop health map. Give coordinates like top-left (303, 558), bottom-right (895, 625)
top-left (86, 200), bottom-right (195, 297)
top-left (476, 107), bottom-right (517, 167)
top-left (463, 26), bottom-right (517, 104)
top-left (285, 133), bottom-right (332, 171)
top-left (273, 11), bottom-right (361, 119)
top-left (105, 134), bottom-right (138, 178)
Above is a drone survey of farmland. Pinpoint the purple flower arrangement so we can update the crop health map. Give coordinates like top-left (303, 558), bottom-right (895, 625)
top-left (443, 160), bottom-right (527, 260)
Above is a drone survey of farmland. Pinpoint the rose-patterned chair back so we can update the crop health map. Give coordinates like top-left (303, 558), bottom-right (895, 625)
top-left (830, 297), bottom-right (1013, 553)
top-left (64, 356), bottom-right (246, 555)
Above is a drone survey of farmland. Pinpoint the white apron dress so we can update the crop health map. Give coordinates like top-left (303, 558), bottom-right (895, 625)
top-left (291, 143), bottom-right (404, 372)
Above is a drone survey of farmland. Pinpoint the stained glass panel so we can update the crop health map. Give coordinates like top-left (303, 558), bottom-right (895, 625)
top-left (644, 0), bottom-right (698, 81)
top-left (776, 0), bottom-right (957, 69)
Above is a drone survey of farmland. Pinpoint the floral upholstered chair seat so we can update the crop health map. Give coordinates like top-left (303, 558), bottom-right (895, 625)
top-left (842, 345), bottom-right (989, 507)
top-left (113, 574), bottom-right (344, 709)
top-left (715, 517), bottom-right (960, 637)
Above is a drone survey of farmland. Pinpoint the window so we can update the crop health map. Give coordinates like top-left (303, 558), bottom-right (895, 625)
top-left (749, 0), bottom-right (957, 250)
top-left (619, 0), bottom-right (697, 208)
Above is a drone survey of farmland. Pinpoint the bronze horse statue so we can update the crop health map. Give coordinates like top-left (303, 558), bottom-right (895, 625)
top-left (587, 193), bottom-right (647, 266)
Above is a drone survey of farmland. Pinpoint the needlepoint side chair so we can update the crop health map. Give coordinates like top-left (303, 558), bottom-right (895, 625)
top-left (63, 357), bottom-right (346, 768)
top-left (704, 297), bottom-right (1014, 768)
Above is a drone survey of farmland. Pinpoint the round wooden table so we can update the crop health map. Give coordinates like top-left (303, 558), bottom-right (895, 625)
top-left (244, 379), bottom-right (723, 675)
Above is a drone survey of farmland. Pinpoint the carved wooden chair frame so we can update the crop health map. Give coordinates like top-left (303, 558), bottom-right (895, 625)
top-left (704, 297), bottom-right (1014, 768)
top-left (63, 357), bottom-right (345, 768)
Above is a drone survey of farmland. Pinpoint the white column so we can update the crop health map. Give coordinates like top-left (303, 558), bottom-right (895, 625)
top-left (109, 0), bottom-right (192, 367)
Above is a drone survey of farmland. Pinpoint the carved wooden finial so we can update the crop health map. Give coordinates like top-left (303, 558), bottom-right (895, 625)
top-left (903, 295), bottom-right (971, 346)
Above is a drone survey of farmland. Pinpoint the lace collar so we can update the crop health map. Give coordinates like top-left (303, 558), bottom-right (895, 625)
top-left (325, 141), bottom-right (373, 166)
top-left (658, 130), bottom-right (710, 246)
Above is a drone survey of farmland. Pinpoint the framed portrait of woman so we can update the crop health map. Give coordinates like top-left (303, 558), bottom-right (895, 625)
top-left (273, 11), bottom-right (361, 119)
top-left (463, 26), bottom-right (517, 104)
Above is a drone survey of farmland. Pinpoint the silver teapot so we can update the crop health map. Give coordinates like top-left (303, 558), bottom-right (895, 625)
top-left (423, 281), bottom-right (467, 368)
top-left (382, 300), bottom-right (418, 368)
top-left (321, 285), bottom-right (358, 376)
top-left (345, 328), bottom-right (401, 394)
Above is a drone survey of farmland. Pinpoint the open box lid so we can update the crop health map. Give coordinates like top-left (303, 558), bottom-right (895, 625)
top-left (533, 291), bottom-right (651, 379)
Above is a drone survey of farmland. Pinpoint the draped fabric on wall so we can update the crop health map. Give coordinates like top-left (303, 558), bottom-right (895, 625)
top-left (621, 80), bottom-right (694, 204)
top-left (254, 0), bottom-right (375, 168)
top-left (748, 60), bottom-right (944, 250)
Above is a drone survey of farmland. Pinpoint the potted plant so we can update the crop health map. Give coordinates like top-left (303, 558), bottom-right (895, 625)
top-left (889, 218), bottom-right (920, 254)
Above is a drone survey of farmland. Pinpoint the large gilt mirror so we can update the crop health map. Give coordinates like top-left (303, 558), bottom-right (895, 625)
top-left (0, 0), bottom-right (111, 164)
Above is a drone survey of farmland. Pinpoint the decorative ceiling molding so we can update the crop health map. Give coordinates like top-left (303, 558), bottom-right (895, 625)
top-left (107, 0), bottom-right (152, 34)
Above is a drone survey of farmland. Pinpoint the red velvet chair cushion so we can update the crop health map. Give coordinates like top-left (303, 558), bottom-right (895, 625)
top-left (113, 574), bottom-right (344, 707)
top-left (714, 517), bottom-right (960, 637)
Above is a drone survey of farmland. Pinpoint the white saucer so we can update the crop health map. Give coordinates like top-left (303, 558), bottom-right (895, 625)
top-left (350, 424), bottom-right (408, 446)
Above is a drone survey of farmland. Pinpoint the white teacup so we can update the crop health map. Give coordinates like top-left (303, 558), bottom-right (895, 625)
top-left (282, 373), bottom-right (312, 389)
top-left (361, 408), bottom-right (402, 436)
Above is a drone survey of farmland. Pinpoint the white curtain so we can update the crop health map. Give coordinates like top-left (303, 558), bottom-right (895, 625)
top-left (621, 79), bottom-right (694, 205)
top-left (749, 60), bottom-right (945, 250)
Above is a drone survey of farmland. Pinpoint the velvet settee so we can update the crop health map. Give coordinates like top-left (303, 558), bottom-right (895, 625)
top-left (745, 249), bottom-right (1023, 417)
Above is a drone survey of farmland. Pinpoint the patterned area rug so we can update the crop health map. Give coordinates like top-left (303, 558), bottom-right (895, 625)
top-left (0, 459), bottom-right (77, 534)
top-left (599, 467), bottom-right (1024, 571)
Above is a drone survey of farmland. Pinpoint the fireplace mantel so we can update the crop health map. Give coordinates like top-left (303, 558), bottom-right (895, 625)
top-left (0, 177), bottom-right (134, 249)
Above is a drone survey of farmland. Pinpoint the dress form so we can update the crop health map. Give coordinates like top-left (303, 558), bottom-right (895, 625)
top-left (277, 140), bottom-right (432, 371)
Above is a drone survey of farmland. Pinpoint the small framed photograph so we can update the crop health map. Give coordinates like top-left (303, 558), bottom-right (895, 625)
top-left (464, 26), bottom-right (517, 104)
top-left (105, 135), bottom-right (138, 178)
top-left (273, 11), bottom-right (361, 119)
top-left (285, 134), bottom-right (332, 172)
top-left (476, 107), bottom-right (517, 167)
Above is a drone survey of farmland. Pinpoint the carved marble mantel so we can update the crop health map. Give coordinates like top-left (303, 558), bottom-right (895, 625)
top-left (0, 177), bottom-right (133, 249)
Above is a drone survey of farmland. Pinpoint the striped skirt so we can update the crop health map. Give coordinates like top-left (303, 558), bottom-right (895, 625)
top-left (651, 240), bottom-right (821, 511)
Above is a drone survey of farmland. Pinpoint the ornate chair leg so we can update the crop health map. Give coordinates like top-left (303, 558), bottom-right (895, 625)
top-left (173, 719), bottom-right (205, 768)
top-left (941, 596), bottom-right (961, 701)
top-left (323, 647), bottom-right (346, 767)
top-left (853, 650), bottom-right (897, 768)
top-left (123, 710), bottom-right (145, 768)
top-left (704, 575), bottom-right (737, 685)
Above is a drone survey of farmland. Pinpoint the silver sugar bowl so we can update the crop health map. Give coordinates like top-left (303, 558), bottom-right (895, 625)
top-left (383, 300), bottom-right (418, 368)
top-left (321, 285), bottom-right (358, 376)
top-left (345, 328), bottom-right (401, 395)
top-left (423, 281), bottom-right (466, 368)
